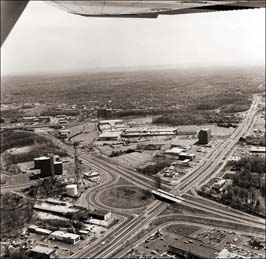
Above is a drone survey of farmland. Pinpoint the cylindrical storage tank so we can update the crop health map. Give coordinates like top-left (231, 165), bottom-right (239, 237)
top-left (66, 184), bottom-right (78, 197)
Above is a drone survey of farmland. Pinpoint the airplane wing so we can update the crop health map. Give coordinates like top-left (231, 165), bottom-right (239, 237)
top-left (48, 1), bottom-right (266, 18)
top-left (1, 0), bottom-right (265, 46)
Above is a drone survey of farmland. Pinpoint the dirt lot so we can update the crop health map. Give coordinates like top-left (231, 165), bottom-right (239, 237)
top-left (111, 151), bottom-right (155, 169)
top-left (164, 224), bottom-right (200, 236)
top-left (68, 123), bottom-right (98, 145)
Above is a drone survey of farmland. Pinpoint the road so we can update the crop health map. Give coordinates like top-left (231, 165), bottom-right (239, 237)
top-left (3, 95), bottom-right (263, 258)
top-left (81, 95), bottom-right (264, 258)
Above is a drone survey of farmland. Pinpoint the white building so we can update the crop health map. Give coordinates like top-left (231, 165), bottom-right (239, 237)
top-left (30, 246), bottom-right (57, 259)
top-left (165, 147), bottom-right (184, 156)
top-left (50, 231), bottom-right (80, 245)
top-left (250, 146), bottom-right (266, 154)
top-left (97, 131), bottom-right (122, 141)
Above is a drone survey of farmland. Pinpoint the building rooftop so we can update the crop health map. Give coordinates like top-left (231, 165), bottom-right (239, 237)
top-left (34, 156), bottom-right (50, 160)
top-left (88, 209), bottom-right (110, 216)
top-left (31, 245), bottom-right (56, 255)
top-left (98, 131), bottom-right (122, 138)
top-left (169, 236), bottom-right (219, 259)
top-left (99, 119), bottom-right (123, 125)
top-left (34, 203), bottom-right (78, 215)
top-left (179, 152), bottom-right (195, 156)
top-left (166, 147), bottom-right (184, 155)
top-left (51, 231), bottom-right (80, 240)
top-left (250, 146), bottom-right (266, 153)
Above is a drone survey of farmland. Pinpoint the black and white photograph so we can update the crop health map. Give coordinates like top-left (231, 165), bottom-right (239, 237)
top-left (0, 1), bottom-right (265, 258)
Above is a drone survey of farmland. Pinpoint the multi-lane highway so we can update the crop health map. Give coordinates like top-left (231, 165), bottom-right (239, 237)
top-left (4, 95), bottom-right (263, 258)
top-left (76, 95), bottom-right (264, 258)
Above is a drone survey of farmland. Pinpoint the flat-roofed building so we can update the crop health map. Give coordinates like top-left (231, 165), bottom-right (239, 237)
top-left (50, 231), bottom-right (80, 245)
top-left (165, 147), bottom-right (184, 156)
top-left (29, 245), bottom-right (57, 259)
top-left (34, 155), bottom-right (63, 177)
top-left (176, 125), bottom-right (198, 135)
top-left (28, 225), bottom-right (52, 235)
top-left (34, 203), bottom-right (78, 216)
top-left (97, 108), bottom-right (112, 119)
top-left (179, 152), bottom-right (195, 161)
top-left (198, 128), bottom-right (211, 145)
top-left (122, 127), bottom-right (177, 138)
top-left (99, 119), bottom-right (123, 126)
top-left (250, 146), bottom-right (266, 154)
top-left (88, 210), bottom-right (111, 221)
top-left (83, 171), bottom-right (100, 182)
top-left (169, 236), bottom-right (219, 259)
top-left (58, 129), bottom-right (70, 139)
top-left (97, 131), bottom-right (122, 141)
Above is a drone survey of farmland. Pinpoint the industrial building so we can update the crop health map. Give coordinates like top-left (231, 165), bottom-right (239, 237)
top-left (29, 245), bottom-right (57, 259)
top-left (198, 128), bottom-right (211, 145)
top-left (50, 231), bottom-right (80, 245)
top-left (34, 155), bottom-right (63, 178)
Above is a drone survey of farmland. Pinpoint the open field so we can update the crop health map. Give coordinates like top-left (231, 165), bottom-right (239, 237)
top-left (98, 185), bottom-right (154, 209)
top-left (111, 151), bottom-right (155, 169)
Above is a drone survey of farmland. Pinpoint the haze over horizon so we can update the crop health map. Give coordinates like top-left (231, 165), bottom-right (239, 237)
top-left (1, 1), bottom-right (265, 76)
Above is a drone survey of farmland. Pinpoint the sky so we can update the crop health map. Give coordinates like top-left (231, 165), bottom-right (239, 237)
top-left (1, 1), bottom-right (265, 76)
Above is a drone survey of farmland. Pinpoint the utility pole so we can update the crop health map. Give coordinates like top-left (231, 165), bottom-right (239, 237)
top-left (73, 141), bottom-right (81, 191)
top-left (49, 153), bottom-right (55, 178)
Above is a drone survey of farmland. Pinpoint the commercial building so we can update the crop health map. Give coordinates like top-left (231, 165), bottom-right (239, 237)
top-left (34, 155), bottom-right (63, 178)
top-left (97, 131), bottom-right (122, 141)
top-left (50, 231), bottom-right (80, 245)
top-left (29, 245), bottom-right (57, 259)
top-left (198, 128), bottom-right (211, 145)
top-left (122, 127), bottom-right (178, 138)
top-left (169, 236), bottom-right (220, 259)
top-left (28, 225), bottom-right (52, 235)
top-left (250, 146), bottom-right (266, 154)
top-left (88, 210), bottom-right (111, 221)
top-left (212, 179), bottom-right (226, 191)
top-left (58, 129), bottom-right (70, 139)
top-left (33, 203), bottom-right (79, 217)
top-left (176, 125), bottom-right (198, 135)
top-left (83, 171), bottom-right (100, 182)
top-left (97, 108), bottom-right (112, 119)
top-left (165, 147), bottom-right (184, 156)
top-left (99, 119), bottom-right (123, 127)
top-left (179, 152), bottom-right (195, 161)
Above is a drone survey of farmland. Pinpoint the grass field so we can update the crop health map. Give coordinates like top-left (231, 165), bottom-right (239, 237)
top-left (99, 185), bottom-right (154, 209)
